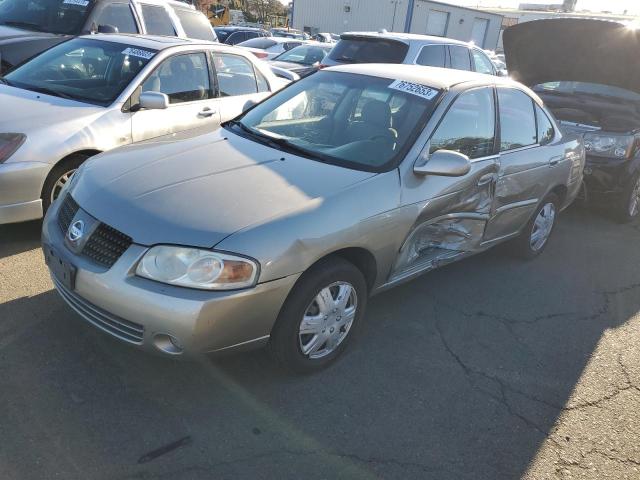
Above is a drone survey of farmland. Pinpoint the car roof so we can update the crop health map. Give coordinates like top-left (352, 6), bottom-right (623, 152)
top-left (215, 26), bottom-right (266, 32)
top-left (262, 36), bottom-right (306, 44)
top-left (326, 63), bottom-right (510, 89)
top-left (77, 34), bottom-right (215, 50)
top-left (341, 31), bottom-right (471, 47)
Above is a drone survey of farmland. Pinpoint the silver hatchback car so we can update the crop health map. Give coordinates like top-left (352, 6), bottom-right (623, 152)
top-left (42, 64), bottom-right (584, 372)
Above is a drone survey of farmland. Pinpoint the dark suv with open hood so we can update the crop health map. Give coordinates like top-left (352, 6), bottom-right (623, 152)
top-left (505, 19), bottom-right (640, 222)
top-left (0, 0), bottom-right (216, 74)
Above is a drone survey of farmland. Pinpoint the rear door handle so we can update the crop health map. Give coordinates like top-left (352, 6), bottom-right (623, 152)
top-left (198, 107), bottom-right (216, 118)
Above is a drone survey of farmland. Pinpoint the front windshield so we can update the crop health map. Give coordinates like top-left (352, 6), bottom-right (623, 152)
top-left (5, 38), bottom-right (156, 105)
top-left (275, 45), bottom-right (330, 65)
top-left (0, 0), bottom-right (93, 35)
top-left (232, 71), bottom-right (441, 172)
top-left (535, 81), bottom-right (640, 102)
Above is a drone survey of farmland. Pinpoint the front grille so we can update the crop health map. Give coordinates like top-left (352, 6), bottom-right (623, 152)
top-left (82, 223), bottom-right (132, 268)
top-left (57, 194), bottom-right (79, 233)
top-left (57, 195), bottom-right (132, 269)
top-left (52, 275), bottom-right (144, 344)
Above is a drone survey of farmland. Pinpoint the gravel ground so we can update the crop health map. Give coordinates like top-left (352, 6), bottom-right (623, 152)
top-left (1, 206), bottom-right (639, 479)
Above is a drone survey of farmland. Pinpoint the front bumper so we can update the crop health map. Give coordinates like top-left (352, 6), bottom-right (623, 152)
top-left (0, 161), bottom-right (50, 224)
top-left (42, 199), bottom-right (300, 358)
top-left (582, 155), bottom-right (636, 203)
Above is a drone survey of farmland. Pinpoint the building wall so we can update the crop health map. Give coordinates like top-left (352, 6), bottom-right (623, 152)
top-left (409, 1), bottom-right (502, 49)
top-left (291, 0), bottom-right (502, 49)
top-left (292, 0), bottom-right (410, 35)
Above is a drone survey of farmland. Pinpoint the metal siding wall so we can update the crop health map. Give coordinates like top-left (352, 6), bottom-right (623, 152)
top-left (292, 0), bottom-right (409, 34)
top-left (291, 0), bottom-right (501, 48)
top-left (409, 1), bottom-right (501, 49)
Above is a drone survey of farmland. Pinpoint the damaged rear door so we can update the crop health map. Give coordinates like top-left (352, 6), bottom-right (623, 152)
top-left (390, 86), bottom-right (499, 283)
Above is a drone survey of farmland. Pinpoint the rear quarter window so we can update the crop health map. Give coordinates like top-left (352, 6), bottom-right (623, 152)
top-left (140, 4), bottom-right (175, 36)
top-left (328, 38), bottom-right (409, 64)
top-left (175, 9), bottom-right (215, 41)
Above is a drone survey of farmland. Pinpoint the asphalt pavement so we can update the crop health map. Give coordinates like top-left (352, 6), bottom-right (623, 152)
top-left (1, 206), bottom-right (640, 480)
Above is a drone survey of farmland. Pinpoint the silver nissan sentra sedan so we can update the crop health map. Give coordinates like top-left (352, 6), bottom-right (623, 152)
top-left (42, 64), bottom-right (585, 372)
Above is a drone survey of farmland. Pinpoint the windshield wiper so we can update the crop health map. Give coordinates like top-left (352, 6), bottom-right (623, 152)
top-left (1, 21), bottom-right (44, 32)
top-left (226, 120), bottom-right (326, 161)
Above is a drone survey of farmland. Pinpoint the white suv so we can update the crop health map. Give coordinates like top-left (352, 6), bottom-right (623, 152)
top-left (322, 31), bottom-right (499, 76)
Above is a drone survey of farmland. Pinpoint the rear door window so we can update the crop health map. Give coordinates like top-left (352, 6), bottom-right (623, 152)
top-left (140, 4), bottom-right (175, 36)
top-left (430, 87), bottom-right (495, 159)
top-left (93, 3), bottom-right (138, 34)
top-left (536, 105), bottom-right (555, 145)
top-left (174, 8), bottom-right (215, 41)
top-left (471, 49), bottom-right (495, 75)
top-left (212, 53), bottom-right (258, 97)
top-left (328, 38), bottom-right (409, 64)
top-left (497, 88), bottom-right (538, 151)
top-left (416, 45), bottom-right (446, 68)
top-left (449, 45), bottom-right (471, 71)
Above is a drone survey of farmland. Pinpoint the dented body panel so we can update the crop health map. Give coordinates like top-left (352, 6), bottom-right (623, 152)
top-left (43, 64), bottom-right (584, 356)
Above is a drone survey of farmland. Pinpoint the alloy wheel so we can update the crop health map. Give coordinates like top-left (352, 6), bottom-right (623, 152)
top-left (51, 169), bottom-right (76, 204)
top-left (628, 177), bottom-right (640, 217)
top-left (298, 281), bottom-right (357, 360)
top-left (530, 202), bottom-right (556, 251)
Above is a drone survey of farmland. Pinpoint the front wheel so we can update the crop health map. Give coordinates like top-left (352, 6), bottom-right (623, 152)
top-left (41, 154), bottom-right (88, 215)
top-left (511, 194), bottom-right (559, 259)
top-left (612, 174), bottom-right (640, 224)
top-left (268, 258), bottom-right (368, 374)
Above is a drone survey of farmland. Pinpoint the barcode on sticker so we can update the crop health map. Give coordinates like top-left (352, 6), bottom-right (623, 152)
top-left (63, 0), bottom-right (90, 6)
top-left (122, 47), bottom-right (155, 60)
top-left (389, 80), bottom-right (439, 100)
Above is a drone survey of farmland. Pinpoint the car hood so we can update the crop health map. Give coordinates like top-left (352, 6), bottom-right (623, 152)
top-left (0, 24), bottom-right (59, 41)
top-left (0, 85), bottom-right (103, 132)
top-left (503, 19), bottom-right (640, 95)
top-left (72, 128), bottom-right (376, 248)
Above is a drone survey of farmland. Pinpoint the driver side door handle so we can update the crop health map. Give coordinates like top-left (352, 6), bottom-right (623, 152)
top-left (198, 107), bottom-right (216, 118)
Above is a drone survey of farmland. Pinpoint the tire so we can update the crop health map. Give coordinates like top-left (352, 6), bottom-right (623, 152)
top-left (268, 257), bottom-right (368, 374)
top-left (612, 174), bottom-right (640, 224)
top-left (41, 154), bottom-right (88, 215)
top-left (511, 194), bottom-right (559, 260)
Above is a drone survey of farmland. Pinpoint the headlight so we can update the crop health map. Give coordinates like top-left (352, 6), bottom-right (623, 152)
top-left (584, 132), bottom-right (635, 159)
top-left (0, 133), bottom-right (26, 163)
top-left (136, 246), bottom-right (259, 290)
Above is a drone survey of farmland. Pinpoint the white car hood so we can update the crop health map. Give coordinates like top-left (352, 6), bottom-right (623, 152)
top-left (0, 85), bottom-right (104, 133)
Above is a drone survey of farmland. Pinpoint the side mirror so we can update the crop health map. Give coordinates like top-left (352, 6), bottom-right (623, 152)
top-left (414, 149), bottom-right (471, 177)
top-left (139, 91), bottom-right (169, 110)
top-left (242, 99), bottom-right (258, 112)
top-left (97, 24), bottom-right (119, 34)
top-left (270, 66), bottom-right (300, 82)
top-left (497, 69), bottom-right (508, 77)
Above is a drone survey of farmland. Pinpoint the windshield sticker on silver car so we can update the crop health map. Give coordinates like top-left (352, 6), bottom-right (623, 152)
top-left (121, 48), bottom-right (155, 60)
top-left (63, 0), bottom-right (90, 6)
top-left (388, 80), bottom-right (439, 100)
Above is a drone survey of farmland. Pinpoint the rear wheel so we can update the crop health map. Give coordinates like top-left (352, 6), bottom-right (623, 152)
top-left (41, 154), bottom-right (88, 214)
top-left (268, 258), bottom-right (367, 374)
top-left (511, 194), bottom-right (559, 259)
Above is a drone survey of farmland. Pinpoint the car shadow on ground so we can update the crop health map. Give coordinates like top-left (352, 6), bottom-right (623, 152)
top-left (1, 207), bottom-right (639, 479)
top-left (0, 220), bottom-right (42, 259)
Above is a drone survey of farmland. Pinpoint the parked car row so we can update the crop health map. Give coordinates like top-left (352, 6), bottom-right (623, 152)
top-left (0, 0), bottom-right (217, 73)
top-left (1, 13), bottom-right (635, 373)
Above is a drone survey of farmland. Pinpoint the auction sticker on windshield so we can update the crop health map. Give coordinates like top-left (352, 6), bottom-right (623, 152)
top-left (122, 48), bottom-right (155, 60)
top-left (63, 0), bottom-right (90, 6)
top-left (389, 80), bottom-right (439, 101)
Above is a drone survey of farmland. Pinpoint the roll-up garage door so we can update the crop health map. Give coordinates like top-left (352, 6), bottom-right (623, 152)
top-left (471, 18), bottom-right (489, 48)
